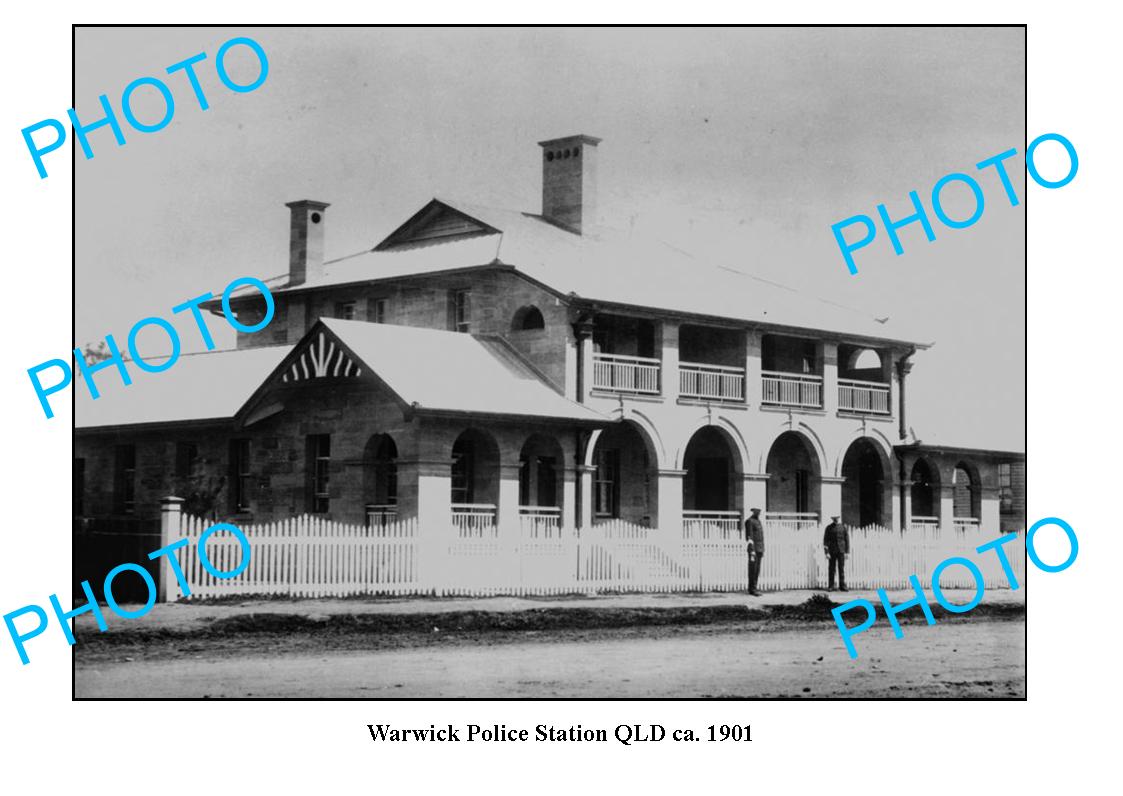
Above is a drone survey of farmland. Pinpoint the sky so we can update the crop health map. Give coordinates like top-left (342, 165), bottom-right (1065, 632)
top-left (74, 26), bottom-right (1025, 451)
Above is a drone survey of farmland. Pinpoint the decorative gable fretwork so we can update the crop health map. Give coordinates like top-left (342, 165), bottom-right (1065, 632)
top-left (282, 331), bottom-right (362, 383)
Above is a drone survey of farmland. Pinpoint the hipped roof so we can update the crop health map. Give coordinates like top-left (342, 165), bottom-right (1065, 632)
top-left (245, 198), bottom-right (929, 348)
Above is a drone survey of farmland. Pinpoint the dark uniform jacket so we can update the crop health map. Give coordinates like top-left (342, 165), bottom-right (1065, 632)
top-left (745, 516), bottom-right (765, 553)
top-left (823, 521), bottom-right (850, 555)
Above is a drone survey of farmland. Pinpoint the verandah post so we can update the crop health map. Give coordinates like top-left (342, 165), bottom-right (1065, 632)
top-left (157, 496), bottom-right (185, 602)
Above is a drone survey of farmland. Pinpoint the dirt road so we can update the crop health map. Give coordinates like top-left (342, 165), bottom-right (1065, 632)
top-left (75, 618), bottom-right (1024, 698)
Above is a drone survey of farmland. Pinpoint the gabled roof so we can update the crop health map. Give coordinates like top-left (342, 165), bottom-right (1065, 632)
top-left (374, 199), bottom-right (501, 250)
top-left (75, 346), bottom-right (291, 429)
top-left (242, 198), bottom-right (929, 347)
top-left (77, 320), bottom-right (607, 430)
top-left (302, 318), bottom-right (606, 422)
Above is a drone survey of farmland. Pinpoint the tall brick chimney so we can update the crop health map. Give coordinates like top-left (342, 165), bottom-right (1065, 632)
top-left (285, 199), bottom-right (330, 286)
top-left (538, 134), bottom-right (600, 234)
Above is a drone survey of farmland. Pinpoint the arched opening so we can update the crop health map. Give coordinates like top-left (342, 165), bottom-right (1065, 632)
top-left (362, 434), bottom-right (398, 526)
top-left (519, 434), bottom-right (563, 508)
top-left (842, 346), bottom-right (883, 374)
top-left (519, 434), bottom-right (564, 536)
top-left (682, 426), bottom-right (743, 538)
top-left (841, 438), bottom-right (886, 528)
top-left (589, 420), bottom-right (657, 526)
top-left (683, 427), bottom-right (742, 511)
top-left (765, 431), bottom-right (821, 524)
top-left (910, 458), bottom-right (939, 523)
top-left (451, 428), bottom-right (501, 534)
top-left (511, 305), bottom-right (545, 331)
top-left (953, 461), bottom-right (981, 523)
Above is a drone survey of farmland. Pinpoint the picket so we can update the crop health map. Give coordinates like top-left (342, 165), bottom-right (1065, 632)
top-left (173, 512), bottom-right (1027, 600)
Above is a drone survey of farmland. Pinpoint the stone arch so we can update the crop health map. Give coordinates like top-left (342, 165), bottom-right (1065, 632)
top-left (831, 426), bottom-right (894, 478)
top-left (681, 425), bottom-right (745, 515)
top-left (362, 434), bottom-right (399, 517)
top-left (586, 406), bottom-right (667, 469)
top-left (910, 457), bottom-right (941, 519)
top-left (840, 437), bottom-right (892, 528)
top-left (451, 427), bottom-right (501, 507)
top-left (845, 347), bottom-right (883, 371)
top-left (764, 429), bottom-right (824, 517)
top-left (518, 433), bottom-right (565, 508)
top-left (673, 413), bottom-right (751, 473)
top-left (586, 419), bottom-right (659, 525)
top-left (952, 459), bottom-right (982, 520)
top-left (757, 421), bottom-right (828, 477)
top-left (511, 305), bottom-right (545, 331)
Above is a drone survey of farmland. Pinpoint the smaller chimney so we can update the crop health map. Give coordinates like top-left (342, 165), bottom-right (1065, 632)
top-left (285, 199), bottom-right (330, 286)
top-left (538, 134), bottom-right (601, 234)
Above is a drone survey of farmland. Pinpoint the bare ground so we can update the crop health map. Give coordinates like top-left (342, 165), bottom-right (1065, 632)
top-left (74, 599), bottom-right (1025, 698)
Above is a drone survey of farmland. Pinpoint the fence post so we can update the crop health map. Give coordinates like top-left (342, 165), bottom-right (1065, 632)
top-left (158, 496), bottom-right (185, 602)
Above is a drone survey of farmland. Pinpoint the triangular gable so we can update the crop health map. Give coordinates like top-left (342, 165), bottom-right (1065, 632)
top-left (374, 198), bottom-right (501, 251)
top-left (280, 327), bottom-right (364, 383)
top-left (235, 321), bottom-right (412, 426)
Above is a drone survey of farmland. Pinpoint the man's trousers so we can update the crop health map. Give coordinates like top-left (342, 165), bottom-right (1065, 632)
top-left (748, 552), bottom-right (764, 592)
top-left (828, 554), bottom-right (846, 589)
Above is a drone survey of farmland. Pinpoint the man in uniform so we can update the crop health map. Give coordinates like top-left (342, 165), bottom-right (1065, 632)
top-left (823, 514), bottom-right (850, 591)
top-left (744, 507), bottom-right (765, 596)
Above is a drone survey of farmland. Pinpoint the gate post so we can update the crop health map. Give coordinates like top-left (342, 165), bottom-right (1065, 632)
top-left (158, 496), bottom-right (185, 602)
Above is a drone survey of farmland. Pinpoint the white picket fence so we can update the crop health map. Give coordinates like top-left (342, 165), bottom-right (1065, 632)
top-left (171, 512), bottom-right (1027, 600)
top-left (176, 514), bottom-right (419, 599)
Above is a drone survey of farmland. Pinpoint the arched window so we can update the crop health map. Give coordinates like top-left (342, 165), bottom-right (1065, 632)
top-left (953, 461), bottom-right (981, 520)
top-left (363, 434), bottom-right (398, 526)
top-left (910, 459), bottom-right (938, 519)
top-left (512, 305), bottom-right (545, 331)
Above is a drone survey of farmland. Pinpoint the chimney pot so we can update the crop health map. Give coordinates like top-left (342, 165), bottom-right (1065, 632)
top-left (285, 199), bottom-right (330, 286)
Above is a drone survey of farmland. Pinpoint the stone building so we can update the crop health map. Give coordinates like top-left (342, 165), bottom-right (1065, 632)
top-left (74, 133), bottom-right (1026, 552)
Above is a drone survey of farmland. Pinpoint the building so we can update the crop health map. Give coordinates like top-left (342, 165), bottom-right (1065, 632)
top-left (74, 134), bottom-right (1026, 584)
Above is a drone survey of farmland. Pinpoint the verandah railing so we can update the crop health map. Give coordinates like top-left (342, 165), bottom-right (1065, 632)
top-left (679, 362), bottom-right (745, 402)
top-left (838, 378), bottom-right (891, 414)
top-left (683, 510), bottom-right (742, 540)
top-left (167, 512), bottom-right (1027, 600)
top-left (761, 370), bottom-right (822, 409)
top-left (591, 353), bottom-right (661, 395)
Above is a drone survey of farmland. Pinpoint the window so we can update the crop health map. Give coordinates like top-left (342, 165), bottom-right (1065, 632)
top-left (73, 458), bottom-right (85, 517)
top-left (335, 301), bottom-right (356, 320)
top-left (594, 448), bottom-right (620, 517)
top-left (113, 445), bottom-right (136, 515)
top-left (175, 441), bottom-right (199, 478)
top-left (451, 437), bottom-right (475, 504)
top-left (999, 463), bottom-right (1014, 514)
top-left (230, 439), bottom-right (252, 512)
top-left (451, 289), bottom-right (471, 333)
top-left (371, 298), bottom-right (388, 324)
top-left (513, 306), bottom-right (545, 331)
top-left (308, 434), bottom-right (331, 512)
